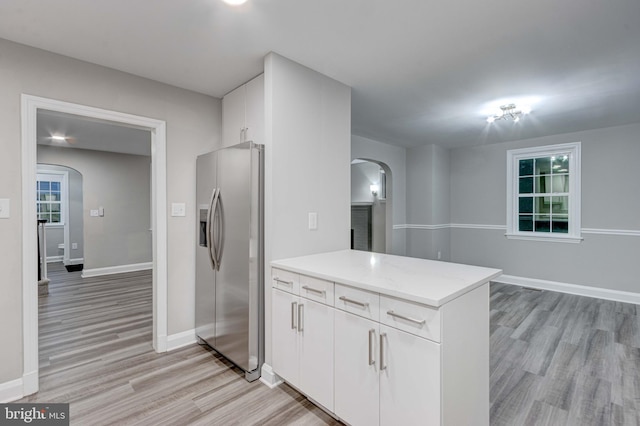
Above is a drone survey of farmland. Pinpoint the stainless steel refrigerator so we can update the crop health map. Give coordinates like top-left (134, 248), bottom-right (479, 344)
top-left (195, 141), bottom-right (264, 382)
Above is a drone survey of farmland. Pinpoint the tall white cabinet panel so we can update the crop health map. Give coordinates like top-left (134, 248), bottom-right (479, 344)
top-left (334, 310), bottom-right (380, 426)
top-left (244, 75), bottom-right (265, 145)
top-left (222, 74), bottom-right (264, 146)
top-left (271, 288), bottom-right (299, 385)
top-left (299, 298), bottom-right (334, 411)
top-left (379, 325), bottom-right (441, 426)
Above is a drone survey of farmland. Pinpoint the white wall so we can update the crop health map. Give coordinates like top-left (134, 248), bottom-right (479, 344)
top-left (450, 123), bottom-right (640, 292)
top-left (352, 135), bottom-right (407, 255)
top-left (264, 52), bottom-right (351, 365)
top-left (38, 146), bottom-right (151, 270)
top-left (0, 38), bottom-right (220, 386)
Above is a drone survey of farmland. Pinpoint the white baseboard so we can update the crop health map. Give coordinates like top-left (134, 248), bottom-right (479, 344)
top-left (495, 274), bottom-right (640, 305)
top-left (259, 363), bottom-right (283, 389)
top-left (46, 255), bottom-right (63, 263)
top-left (0, 378), bottom-right (23, 403)
top-left (167, 329), bottom-right (197, 351)
top-left (81, 262), bottom-right (152, 278)
top-left (64, 257), bottom-right (84, 266)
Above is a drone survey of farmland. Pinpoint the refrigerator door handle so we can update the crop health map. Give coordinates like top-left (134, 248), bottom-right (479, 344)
top-left (207, 188), bottom-right (220, 271)
top-left (212, 188), bottom-right (222, 271)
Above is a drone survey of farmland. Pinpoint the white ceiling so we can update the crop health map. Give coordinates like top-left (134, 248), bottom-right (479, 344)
top-left (37, 110), bottom-right (151, 156)
top-left (2, 0), bottom-right (639, 149)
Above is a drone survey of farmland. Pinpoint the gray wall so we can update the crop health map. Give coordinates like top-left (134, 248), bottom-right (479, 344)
top-left (38, 146), bottom-right (151, 270)
top-left (406, 144), bottom-right (451, 261)
top-left (0, 38), bottom-right (220, 384)
top-left (352, 135), bottom-right (407, 255)
top-left (450, 123), bottom-right (640, 292)
top-left (37, 163), bottom-right (84, 263)
top-left (264, 53), bottom-right (351, 365)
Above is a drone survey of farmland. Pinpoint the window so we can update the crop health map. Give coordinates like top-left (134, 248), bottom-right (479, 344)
top-left (506, 142), bottom-right (581, 242)
top-left (36, 173), bottom-right (65, 225)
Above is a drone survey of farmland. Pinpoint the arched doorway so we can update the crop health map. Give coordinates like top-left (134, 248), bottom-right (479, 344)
top-left (351, 159), bottom-right (392, 253)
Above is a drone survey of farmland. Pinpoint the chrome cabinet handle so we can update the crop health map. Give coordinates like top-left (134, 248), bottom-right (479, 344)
top-left (298, 304), bottom-right (304, 332)
top-left (291, 302), bottom-right (297, 330)
top-left (368, 329), bottom-right (376, 366)
top-left (274, 277), bottom-right (293, 286)
top-left (302, 285), bottom-right (325, 296)
top-left (386, 310), bottom-right (426, 325)
top-left (380, 333), bottom-right (387, 370)
top-left (338, 296), bottom-right (369, 308)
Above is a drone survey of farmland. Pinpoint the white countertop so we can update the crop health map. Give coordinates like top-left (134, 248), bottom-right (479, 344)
top-left (271, 250), bottom-right (502, 307)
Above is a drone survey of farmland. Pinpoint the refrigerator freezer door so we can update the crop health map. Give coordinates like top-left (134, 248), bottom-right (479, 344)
top-left (195, 151), bottom-right (217, 346)
top-left (214, 143), bottom-right (256, 372)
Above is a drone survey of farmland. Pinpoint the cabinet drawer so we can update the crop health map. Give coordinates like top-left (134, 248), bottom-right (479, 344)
top-left (272, 268), bottom-right (299, 294)
top-left (380, 295), bottom-right (441, 342)
top-left (334, 284), bottom-right (379, 322)
top-left (299, 275), bottom-right (334, 306)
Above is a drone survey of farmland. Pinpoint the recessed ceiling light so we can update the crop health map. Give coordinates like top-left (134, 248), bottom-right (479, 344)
top-left (51, 135), bottom-right (67, 141)
top-left (222, 0), bottom-right (248, 5)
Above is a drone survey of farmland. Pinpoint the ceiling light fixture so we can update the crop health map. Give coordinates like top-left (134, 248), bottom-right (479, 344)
top-left (486, 103), bottom-right (531, 124)
top-left (51, 135), bottom-right (67, 141)
top-left (222, 0), bottom-right (248, 5)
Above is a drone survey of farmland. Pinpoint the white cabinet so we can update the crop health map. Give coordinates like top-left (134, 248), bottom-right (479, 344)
top-left (222, 74), bottom-right (264, 146)
top-left (334, 288), bottom-right (440, 426)
top-left (379, 324), bottom-right (440, 426)
top-left (334, 310), bottom-right (379, 426)
top-left (271, 262), bottom-right (491, 426)
top-left (271, 269), bottom-right (334, 411)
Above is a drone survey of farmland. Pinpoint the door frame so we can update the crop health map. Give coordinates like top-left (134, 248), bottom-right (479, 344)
top-left (21, 95), bottom-right (168, 395)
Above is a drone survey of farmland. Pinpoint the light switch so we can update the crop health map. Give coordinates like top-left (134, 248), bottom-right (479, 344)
top-left (308, 212), bottom-right (318, 230)
top-left (171, 203), bottom-right (186, 217)
top-left (90, 209), bottom-right (99, 217)
top-left (0, 199), bottom-right (10, 219)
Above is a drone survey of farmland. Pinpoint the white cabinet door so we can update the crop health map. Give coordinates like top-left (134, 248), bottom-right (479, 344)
top-left (222, 84), bottom-right (246, 147)
top-left (271, 289), bottom-right (299, 386)
top-left (379, 325), bottom-right (441, 426)
top-left (334, 310), bottom-right (380, 426)
top-left (299, 298), bottom-right (334, 411)
top-left (244, 74), bottom-right (264, 145)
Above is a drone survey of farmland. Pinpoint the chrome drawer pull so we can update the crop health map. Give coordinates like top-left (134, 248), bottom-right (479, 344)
top-left (298, 304), bottom-right (304, 332)
top-left (368, 329), bottom-right (376, 366)
top-left (291, 302), bottom-right (297, 329)
top-left (338, 296), bottom-right (369, 308)
top-left (380, 332), bottom-right (387, 371)
top-left (302, 285), bottom-right (325, 296)
top-left (274, 277), bottom-right (293, 286)
top-left (386, 310), bottom-right (426, 325)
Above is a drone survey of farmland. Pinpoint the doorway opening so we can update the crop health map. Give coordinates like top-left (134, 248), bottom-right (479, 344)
top-left (350, 159), bottom-right (392, 253)
top-left (21, 95), bottom-right (167, 395)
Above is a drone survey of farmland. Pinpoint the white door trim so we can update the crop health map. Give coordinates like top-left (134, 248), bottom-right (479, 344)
top-left (21, 95), bottom-right (168, 396)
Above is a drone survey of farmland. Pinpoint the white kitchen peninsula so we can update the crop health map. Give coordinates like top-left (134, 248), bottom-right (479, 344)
top-left (270, 249), bottom-right (502, 426)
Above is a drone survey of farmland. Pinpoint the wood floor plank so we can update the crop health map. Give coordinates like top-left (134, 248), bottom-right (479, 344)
top-left (17, 263), bottom-right (640, 425)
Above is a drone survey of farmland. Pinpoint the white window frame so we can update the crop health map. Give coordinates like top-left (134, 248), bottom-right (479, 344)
top-left (36, 171), bottom-right (68, 227)
top-left (506, 142), bottom-right (582, 243)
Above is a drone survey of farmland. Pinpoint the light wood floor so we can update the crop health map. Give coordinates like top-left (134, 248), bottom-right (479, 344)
top-left (18, 264), bottom-right (640, 425)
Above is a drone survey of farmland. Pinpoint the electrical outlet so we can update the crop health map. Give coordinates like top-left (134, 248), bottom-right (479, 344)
top-left (437, 251), bottom-right (442, 260)
top-left (308, 212), bottom-right (318, 230)
top-left (72, 243), bottom-right (78, 250)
